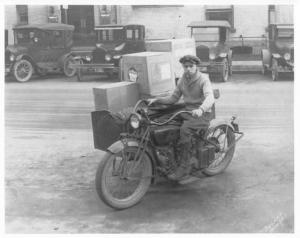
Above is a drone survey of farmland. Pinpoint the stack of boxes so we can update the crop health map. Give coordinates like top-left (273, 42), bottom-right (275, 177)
top-left (93, 38), bottom-right (196, 111)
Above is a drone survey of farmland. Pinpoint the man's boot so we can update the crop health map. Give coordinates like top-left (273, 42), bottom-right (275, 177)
top-left (168, 143), bottom-right (192, 180)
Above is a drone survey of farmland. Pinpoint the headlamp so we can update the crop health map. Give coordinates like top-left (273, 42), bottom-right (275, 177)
top-left (105, 54), bottom-right (112, 62)
top-left (85, 56), bottom-right (92, 61)
top-left (209, 53), bottom-right (216, 60)
top-left (130, 113), bottom-right (141, 129)
top-left (9, 54), bottom-right (15, 62)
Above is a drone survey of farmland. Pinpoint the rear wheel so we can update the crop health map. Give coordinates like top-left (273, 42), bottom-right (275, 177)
top-left (13, 59), bottom-right (33, 82)
top-left (202, 125), bottom-right (235, 176)
top-left (95, 146), bottom-right (153, 209)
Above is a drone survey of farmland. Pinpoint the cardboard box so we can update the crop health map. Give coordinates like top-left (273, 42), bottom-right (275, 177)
top-left (93, 82), bottom-right (139, 112)
top-left (122, 51), bottom-right (175, 97)
top-left (145, 38), bottom-right (196, 79)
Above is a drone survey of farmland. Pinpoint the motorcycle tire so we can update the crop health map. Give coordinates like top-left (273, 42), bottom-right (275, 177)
top-left (95, 146), bottom-right (153, 210)
top-left (202, 125), bottom-right (235, 176)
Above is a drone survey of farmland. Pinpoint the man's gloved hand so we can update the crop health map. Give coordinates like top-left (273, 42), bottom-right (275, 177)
top-left (147, 98), bottom-right (158, 106)
top-left (192, 108), bottom-right (204, 118)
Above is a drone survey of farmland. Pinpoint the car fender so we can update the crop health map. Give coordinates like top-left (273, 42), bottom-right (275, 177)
top-left (262, 49), bottom-right (271, 67)
top-left (15, 54), bottom-right (36, 67)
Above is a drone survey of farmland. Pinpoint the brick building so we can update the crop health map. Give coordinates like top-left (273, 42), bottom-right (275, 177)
top-left (5, 4), bottom-right (293, 51)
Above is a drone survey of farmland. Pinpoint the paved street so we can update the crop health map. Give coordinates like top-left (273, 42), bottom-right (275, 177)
top-left (5, 73), bottom-right (294, 233)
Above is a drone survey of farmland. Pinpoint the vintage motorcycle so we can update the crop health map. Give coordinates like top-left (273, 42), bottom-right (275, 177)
top-left (94, 93), bottom-right (243, 210)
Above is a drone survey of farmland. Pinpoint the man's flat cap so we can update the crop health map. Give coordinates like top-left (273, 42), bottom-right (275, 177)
top-left (179, 55), bottom-right (201, 65)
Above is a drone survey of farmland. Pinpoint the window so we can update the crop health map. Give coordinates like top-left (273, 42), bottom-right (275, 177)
top-left (192, 28), bottom-right (220, 42)
top-left (16, 5), bottom-right (28, 25)
top-left (205, 5), bottom-right (234, 30)
top-left (52, 31), bottom-right (64, 48)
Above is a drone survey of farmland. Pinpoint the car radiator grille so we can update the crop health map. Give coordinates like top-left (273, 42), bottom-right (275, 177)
top-left (196, 45), bottom-right (209, 62)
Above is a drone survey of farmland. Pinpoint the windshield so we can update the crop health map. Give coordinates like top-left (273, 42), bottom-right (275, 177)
top-left (192, 27), bottom-right (220, 42)
top-left (97, 29), bottom-right (123, 42)
top-left (277, 28), bottom-right (294, 39)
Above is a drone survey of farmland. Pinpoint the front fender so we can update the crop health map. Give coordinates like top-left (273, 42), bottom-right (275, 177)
top-left (107, 138), bottom-right (157, 184)
top-left (107, 139), bottom-right (139, 154)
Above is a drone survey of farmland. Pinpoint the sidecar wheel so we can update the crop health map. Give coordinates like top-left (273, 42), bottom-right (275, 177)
top-left (202, 125), bottom-right (236, 176)
top-left (95, 146), bottom-right (153, 210)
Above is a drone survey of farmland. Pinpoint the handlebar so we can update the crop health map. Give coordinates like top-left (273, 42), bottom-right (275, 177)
top-left (150, 110), bottom-right (192, 126)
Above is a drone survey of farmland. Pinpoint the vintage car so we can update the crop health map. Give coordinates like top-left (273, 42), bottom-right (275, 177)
top-left (5, 23), bottom-right (77, 82)
top-left (261, 24), bottom-right (294, 81)
top-left (72, 24), bottom-right (146, 81)
top-left (188, 21), bottom-right (233, 82)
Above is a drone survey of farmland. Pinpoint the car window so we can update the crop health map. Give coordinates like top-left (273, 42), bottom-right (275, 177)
top-left (192, 27), bottom-right (220, 41)
top-left (15, 30), bottom-right (35, 44)
top-left (97, 29), bottom-right (123, 42)
top-left (51, 30), bottom-right (64, 48)
top-left (277, 28), bottom-right (294, 39)
top-left (126, 29), bottom-right (133, 39)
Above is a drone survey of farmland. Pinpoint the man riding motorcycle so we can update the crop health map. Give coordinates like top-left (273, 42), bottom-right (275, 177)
top-left (148, 55), bottom-right (215, 180)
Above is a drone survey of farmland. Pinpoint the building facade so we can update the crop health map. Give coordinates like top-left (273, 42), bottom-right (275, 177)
top-left (5, 4), bottom-right (293, 47)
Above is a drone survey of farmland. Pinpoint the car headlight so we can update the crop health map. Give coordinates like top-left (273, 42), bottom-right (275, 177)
top-left (105, 54), bottom-right (112, 62)
top-left (130, 113), bottom-right (141, 129)
top-left (113, 55), bottom-right (121, 59)
top-left (85, 56), bottom-right (92, 61)
top-left (284, 53), bottom-right (291, 61)
top-left (209, 53), bottom-right (216, 60)
top-left (96, 43), bottom-right (102, 48)
top-left (9, 54), bottom-right (15, 62)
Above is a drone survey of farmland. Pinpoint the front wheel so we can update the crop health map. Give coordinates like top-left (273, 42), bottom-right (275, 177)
top-left (95, 146), bottom-right (153, 209)
top-left (202, 125), bottom-right (236, 176)
top-left (220, 58), bottom-right (229, 82)
top-left (271, 58), bottom-right (279, 81)
top-left (63, 56), bottom-right (77, 77)
top-left (13, 59), bottom-right (34, 82)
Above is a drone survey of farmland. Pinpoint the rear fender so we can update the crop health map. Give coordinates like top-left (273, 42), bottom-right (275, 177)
top-left (208, 119), bottom-right (235, 133)
top-left (58, 53), bottom-right (74, 68)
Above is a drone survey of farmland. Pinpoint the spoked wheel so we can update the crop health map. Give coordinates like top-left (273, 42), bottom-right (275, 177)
top-left (95, 146), bottom-right (153, 210)
top-left (202, 125), bottom-right (236, 176)
top-left (13, 59), bottom-right (33, 82)
top-left (63, 56), bottom-right (77, 77)
top-left (220, 58), bottom-right (229, 82)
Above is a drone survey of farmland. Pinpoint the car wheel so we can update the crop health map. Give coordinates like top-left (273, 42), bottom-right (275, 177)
top-left (271, 59), bottom-right (279, 81)
top-left (63, 56), bottom-right (77, 77)
top-left (13, 59), bottom-right (34, 82)
top-left (221, 58), bottom-right (229, 82)
top-left (261, 64), bottom-right (266, 75)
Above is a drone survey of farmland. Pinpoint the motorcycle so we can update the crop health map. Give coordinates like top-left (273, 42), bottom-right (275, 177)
top-left (94, 94), bottom-right (244, 210)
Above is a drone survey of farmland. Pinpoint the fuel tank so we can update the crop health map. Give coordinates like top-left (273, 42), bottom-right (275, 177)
top-left (151, 125), bottom-right (180, 146)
